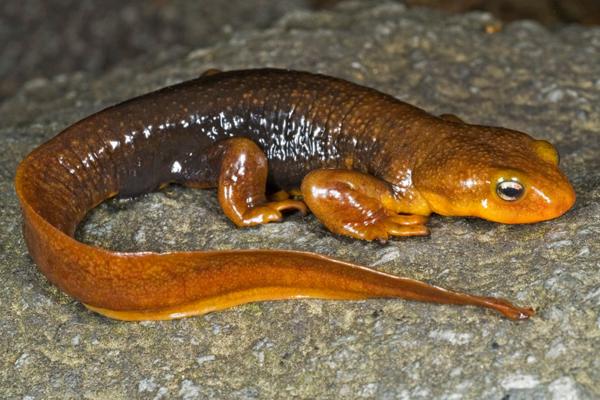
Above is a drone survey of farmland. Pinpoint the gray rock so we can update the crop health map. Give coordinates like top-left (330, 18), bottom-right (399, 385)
top-left (1, 1), bottom-right (599, 399)
top-left (0, 0), bottom-right (310, 100)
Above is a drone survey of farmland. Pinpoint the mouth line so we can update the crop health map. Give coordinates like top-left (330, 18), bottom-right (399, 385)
top-left (479, 205), bottom-right (572, 224)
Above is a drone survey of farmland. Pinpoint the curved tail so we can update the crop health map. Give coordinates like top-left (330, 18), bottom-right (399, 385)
top-left (15, 126), bottom-right (534, 321)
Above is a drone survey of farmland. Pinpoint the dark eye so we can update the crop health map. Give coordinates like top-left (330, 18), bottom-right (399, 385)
top-left (496, 180), bottom-right (524, 201)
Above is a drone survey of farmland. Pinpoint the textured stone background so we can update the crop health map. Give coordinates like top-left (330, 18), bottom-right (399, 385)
top-left (1, 1), bottom-right (599, 399)
top-left (4, 0), bottom-right (600, 102)
top-left (0, 0), bottom-right (310, 100)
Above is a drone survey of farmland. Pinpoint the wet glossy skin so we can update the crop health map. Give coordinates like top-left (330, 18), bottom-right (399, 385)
top-left (15, 69), bottom-right (575, 321)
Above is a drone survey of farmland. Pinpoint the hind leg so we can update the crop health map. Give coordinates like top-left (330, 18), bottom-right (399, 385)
top-left (301, 169), bottom-right (429, 241)
top-left (211, 138), bottom-right (306, 226)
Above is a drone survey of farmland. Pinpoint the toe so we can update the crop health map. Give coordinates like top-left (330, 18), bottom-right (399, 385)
top-left (271, 200), bottom-right (308, 215)
top-left (241, 207), bottom-right (283, 225)
top-left (388, 214), bottom-right (429, 226)
top-left (269, 190), bottom-right (290, 201)
top-left (386, 223), bottom-right (430, 237)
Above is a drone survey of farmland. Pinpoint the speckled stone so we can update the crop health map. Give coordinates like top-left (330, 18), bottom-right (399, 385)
top-left (1, 1), bottom-right (599, 399)
top-left (0, 0), bottom-right (309, 100)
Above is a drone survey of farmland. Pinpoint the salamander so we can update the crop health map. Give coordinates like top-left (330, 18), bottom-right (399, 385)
top-left (14, 68), bottom-right (576, 321)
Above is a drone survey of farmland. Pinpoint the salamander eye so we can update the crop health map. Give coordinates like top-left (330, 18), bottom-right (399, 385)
top-left (496, 180), bottom-right (524, 201)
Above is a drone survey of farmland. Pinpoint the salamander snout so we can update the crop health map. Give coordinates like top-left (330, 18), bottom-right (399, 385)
top-left (482, 166), bottom-right (576, 224)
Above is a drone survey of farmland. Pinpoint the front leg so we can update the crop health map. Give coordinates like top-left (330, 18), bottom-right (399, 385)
top-left (301, 169), bottom-right (430, 241)
top-left (211, 138), bottom-right (307, 226)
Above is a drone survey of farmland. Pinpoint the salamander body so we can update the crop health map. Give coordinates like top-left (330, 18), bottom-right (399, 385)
top-left (15, 69), bottom-right (575, 320)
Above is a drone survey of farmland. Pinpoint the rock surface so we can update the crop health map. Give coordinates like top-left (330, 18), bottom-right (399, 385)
top-left (0, 0), bottom-right (310, 100)
top-left (1, 1), bottom-right (599, 399)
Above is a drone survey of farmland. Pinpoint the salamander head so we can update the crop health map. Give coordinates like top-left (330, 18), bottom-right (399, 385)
top-left (413, 126), bottom-right (576, 224)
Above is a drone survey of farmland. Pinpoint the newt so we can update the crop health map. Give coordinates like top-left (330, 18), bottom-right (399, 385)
top-left (14, 68), bottom-right (576, 321)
